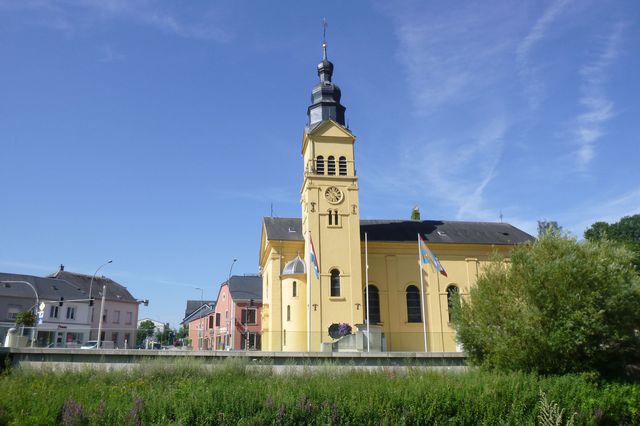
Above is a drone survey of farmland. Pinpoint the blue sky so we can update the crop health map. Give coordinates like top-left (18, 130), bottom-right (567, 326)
top-left (1, 1), bottom-right (638, 328)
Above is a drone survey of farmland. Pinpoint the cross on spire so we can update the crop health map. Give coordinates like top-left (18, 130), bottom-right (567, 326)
top-left (322, 18), bottom-right (328, 60)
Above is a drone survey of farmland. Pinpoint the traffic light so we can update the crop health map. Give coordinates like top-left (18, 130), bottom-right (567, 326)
top-left (58, 297), bottom-right (64, 307)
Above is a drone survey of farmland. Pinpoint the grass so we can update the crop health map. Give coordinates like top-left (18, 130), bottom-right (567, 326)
top-left (0, 359), bottom-right (638, 425)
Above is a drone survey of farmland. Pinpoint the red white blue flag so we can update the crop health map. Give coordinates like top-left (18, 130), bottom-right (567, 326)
top-left (309, 235), bottom-right (320, 279)
top-left (418, 234), bottom-right (448, 277)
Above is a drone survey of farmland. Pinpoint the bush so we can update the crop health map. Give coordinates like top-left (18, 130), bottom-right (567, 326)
top-left (454, 233), bottom-right (640, 377)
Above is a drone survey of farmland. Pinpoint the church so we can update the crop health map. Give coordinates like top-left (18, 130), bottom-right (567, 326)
top-left (258, 41), bottom-right (534, 353)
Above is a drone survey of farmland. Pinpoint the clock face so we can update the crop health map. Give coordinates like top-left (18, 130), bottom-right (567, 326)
top-left (325, 186), bottom-right (344, 204)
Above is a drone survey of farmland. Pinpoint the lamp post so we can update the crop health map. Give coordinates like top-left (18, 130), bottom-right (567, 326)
top-left (89, 260), bottom-right (112, 339)
top-left (195, 287), bottom-right (204, 350)
top-left (227, 258), bottom-right (237, 350)
top-left (95, 262), bottom-right (114, 350)
top-left (1, 280), bottom-right (39, 348)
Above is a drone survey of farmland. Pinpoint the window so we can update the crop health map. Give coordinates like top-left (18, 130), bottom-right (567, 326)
top-left (241, 332), bottom-right (262, 350)
top-left (208, 315), bottom-right (214, 328)
top-left (328, 210), bottom-right (339, 227)
top-left (339, 156), bottom-right (347, 175)
top-left (241, 308), bottom-right (257, 325)
top-left (327, 156), bottom-right (335, 175)
top-left (113, 310), bottom-right (120, 324)
top-left (365, 285), bottom-right (381, 325)
top-left (292, 281), bottom-right (297, 297)
top-left (66, 307), bottom-right (75, 320)
top-left (124, 333), bottom-right (131, 347)
top-left (49, 305), bottom-right (59, 319)
top-left (447, 285), bottom-right (460, 323)
top-left (111, 332), bottom-right (118, 345)
top-left (406, 285), bottom-right (422, 323)
top-left (103, 310), bottom-right (108, 322)
top-left (126, 312), bottom-right (133, 325)
top-left (316, 156), bottom-right (324, 175)
top-left (7, 305), bottom-right (21, 321)
top-left (287, 305), bottom-right (291, 321)
top-left (330, 269), bottom-right (341, 297)
top-left (328, 210), bottom-right (333, 226)
top-left (215, 313), bottom-right (221, 327)
top-left (283, 329), bottom-right (287, 346)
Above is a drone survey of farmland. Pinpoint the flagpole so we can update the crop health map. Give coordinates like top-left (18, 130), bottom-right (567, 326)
top-left (307, 231), bottom-right (312, 352)
top-left (417, 234), bottom-right (428, 352)
top-left (365, 232), bottom-right (370, 352)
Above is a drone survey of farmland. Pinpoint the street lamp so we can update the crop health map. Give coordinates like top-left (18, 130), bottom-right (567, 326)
top-left (195, 287), bottom-right (204, 350)
top-left (95, 261), bottom-right (114, 350)
top-left (227, 258), bottom-right (237, 350)
top-left (1, 280), bottom-right (39, 348)
top-left (89, 260), bottom-right (112, 340)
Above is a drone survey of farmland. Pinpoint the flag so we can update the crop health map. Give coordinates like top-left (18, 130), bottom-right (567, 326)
top-left (418, 234), bottom-right (448, 277)
top-left (309, 235), bottom-right (320, 279)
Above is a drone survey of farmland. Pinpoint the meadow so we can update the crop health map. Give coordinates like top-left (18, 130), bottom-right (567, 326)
top-left (0, 359), bottom-right (638, 425)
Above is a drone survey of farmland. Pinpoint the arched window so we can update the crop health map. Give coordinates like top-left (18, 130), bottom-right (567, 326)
top-left (334, 210), bottom-right (339, 226)
top-left (339, 156), bottom-right (347, 175)
top-left (365, 285), bottom-right (381, 324)
top-left (327, 156), bottom-right (336, 175)
top-left (406, 285), bottom-right (422, 323)
top-left (286, 305), bottom-right (291, 321)
top-left (330, 269), bottom-right (340, 297)
top-left (316, 156), bottom-right (324, 175)
top-left (328, 210), bottom-right (333, 226)
top-left (292, 281), bottom-right (297, 297)
top-left (447, 285), bottom-right (460, 323)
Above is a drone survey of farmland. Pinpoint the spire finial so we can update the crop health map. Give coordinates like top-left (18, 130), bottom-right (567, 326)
top-left (322, 18), bottom-right (328, 60)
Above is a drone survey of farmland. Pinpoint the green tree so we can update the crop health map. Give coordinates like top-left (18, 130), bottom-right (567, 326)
top-left (584, 214), bottom-right (640, 271)
top-left (453, 233), bottom-right (640, 377)
top-left (136, 320), bottom-right (156, 346)
top-left (156, 323), bottom-right (175, 346)
top-left (15, 311), bottom-right (35, 327)
top-left (537, 220), bottom-right (562, 237)
top-left (176, 325), bottom-right (189, 339)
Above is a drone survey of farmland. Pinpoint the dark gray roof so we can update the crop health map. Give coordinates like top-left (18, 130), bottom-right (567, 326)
top-left (182, 302), bottom-right (215, 324)
top-left (48, 270), bottom-right (138, 303)
top-left (0, 272), bottom-right (88, 303)
top-left (227, 275), bottom-right (262, 302)
top-left (184, 300), bottom-right (215, 319)
top-left (263, 217), bottom-right (534, 245)
top-left (282, 256), bottom-right (306, 276)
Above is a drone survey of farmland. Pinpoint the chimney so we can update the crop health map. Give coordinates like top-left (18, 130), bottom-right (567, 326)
top-left (59, 264), bottom-right (64, 272)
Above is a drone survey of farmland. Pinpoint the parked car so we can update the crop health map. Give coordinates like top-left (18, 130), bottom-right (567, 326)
top-left (80, 340), bottom-right (115, 349)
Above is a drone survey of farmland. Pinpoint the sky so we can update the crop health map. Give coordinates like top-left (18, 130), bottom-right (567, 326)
top-left (1, 0), bottom-right (639, 328)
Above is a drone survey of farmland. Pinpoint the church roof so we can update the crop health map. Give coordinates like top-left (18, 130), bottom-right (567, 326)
top-left (262, 217), bottom-right (534, 245)
top-left (282, 255), bottom-right (306, 276)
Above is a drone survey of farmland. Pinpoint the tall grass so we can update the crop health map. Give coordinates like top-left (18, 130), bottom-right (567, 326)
top-left (0, 360), bottom-right (638, 425)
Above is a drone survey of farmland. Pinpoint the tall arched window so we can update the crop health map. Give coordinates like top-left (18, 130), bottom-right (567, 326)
top-left (339, 156), bottom-right (347, 175)
top-left (406, 285), bottom-right (422, 323)
top-left (292, 281), bottom-right (297, 297)
top-left (316, 156), bottom-right (324, 175)
top-left (327, 156), bottom-right (336, 175)
top-left (330, 269), bottom-right (340, 297)
top-left (286, 305), bottom-right (291, 321)
top-left (365, 285), bottom-right (381, 325)
top-left (447, 285), bottom-right (460, 323)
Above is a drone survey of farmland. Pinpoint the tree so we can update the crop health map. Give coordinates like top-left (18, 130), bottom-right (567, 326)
top-left (453, 233), bottom-right (640, 377)
top-left (136, 320), bottom-right (156, 346)
top-left (156, 323), bottom-right (175, 346)
top-left (411, 206), bottom-right (421, 221)
top-left (537, 220), bottom-right (562, 237)
top-left (15, 310), bottom-right (35, 327)
top-left (585, 214), bottom-right (640, 271)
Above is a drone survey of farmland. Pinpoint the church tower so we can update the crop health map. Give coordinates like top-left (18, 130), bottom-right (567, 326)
top-left (300, 39), bottom-right (364, 351)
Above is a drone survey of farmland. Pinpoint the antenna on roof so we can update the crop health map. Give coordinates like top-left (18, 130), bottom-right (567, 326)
top-left (270, 202), bottom-right (274, 217)
top-left (499, 210), bottom-right (503, 223)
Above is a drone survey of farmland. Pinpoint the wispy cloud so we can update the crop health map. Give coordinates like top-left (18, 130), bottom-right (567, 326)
top-left (0, 0), bottom-right (232, 42)
top-left (572, 22), bottom-right (625, 172)
top-left (516, 0), bottom-right (573, 109)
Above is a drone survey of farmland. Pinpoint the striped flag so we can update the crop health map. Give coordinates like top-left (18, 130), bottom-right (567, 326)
top-left (418, 234), bottom-right (448, 277)
top-left (309, 235), bottom-right (320, 279)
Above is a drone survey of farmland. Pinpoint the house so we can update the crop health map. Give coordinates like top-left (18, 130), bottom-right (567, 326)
top-left (49, 265), bottom-right (142, 349)
top-left (212, 275), bottom-right (262, 351)
top-left (182, 302), bottom-right (215, 350)
top-left (0, 272), bottom-right (91, 347)
top-left (258, 41), bottom-right (534, 352)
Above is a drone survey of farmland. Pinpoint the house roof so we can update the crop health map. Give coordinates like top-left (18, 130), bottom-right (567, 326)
top-left (184, 300), bottom-right (216, 319)
top-left (0, 272), bottom-right (88, 304)
top-left (48, 270), bottom-right (138, 303)
top-left (227, 275), bottom-right (262, 302)
top-left (262, 217), bottom-right (534, 245)
top-left (182, 303), bottom-right (215, 324)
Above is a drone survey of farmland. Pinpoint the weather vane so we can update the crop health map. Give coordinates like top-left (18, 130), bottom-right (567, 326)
top-left (322, 18), bottom-right (328, 59)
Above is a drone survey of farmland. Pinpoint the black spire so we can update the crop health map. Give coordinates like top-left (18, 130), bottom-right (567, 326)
top-left (307, 22), bottom-right (346, 128)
